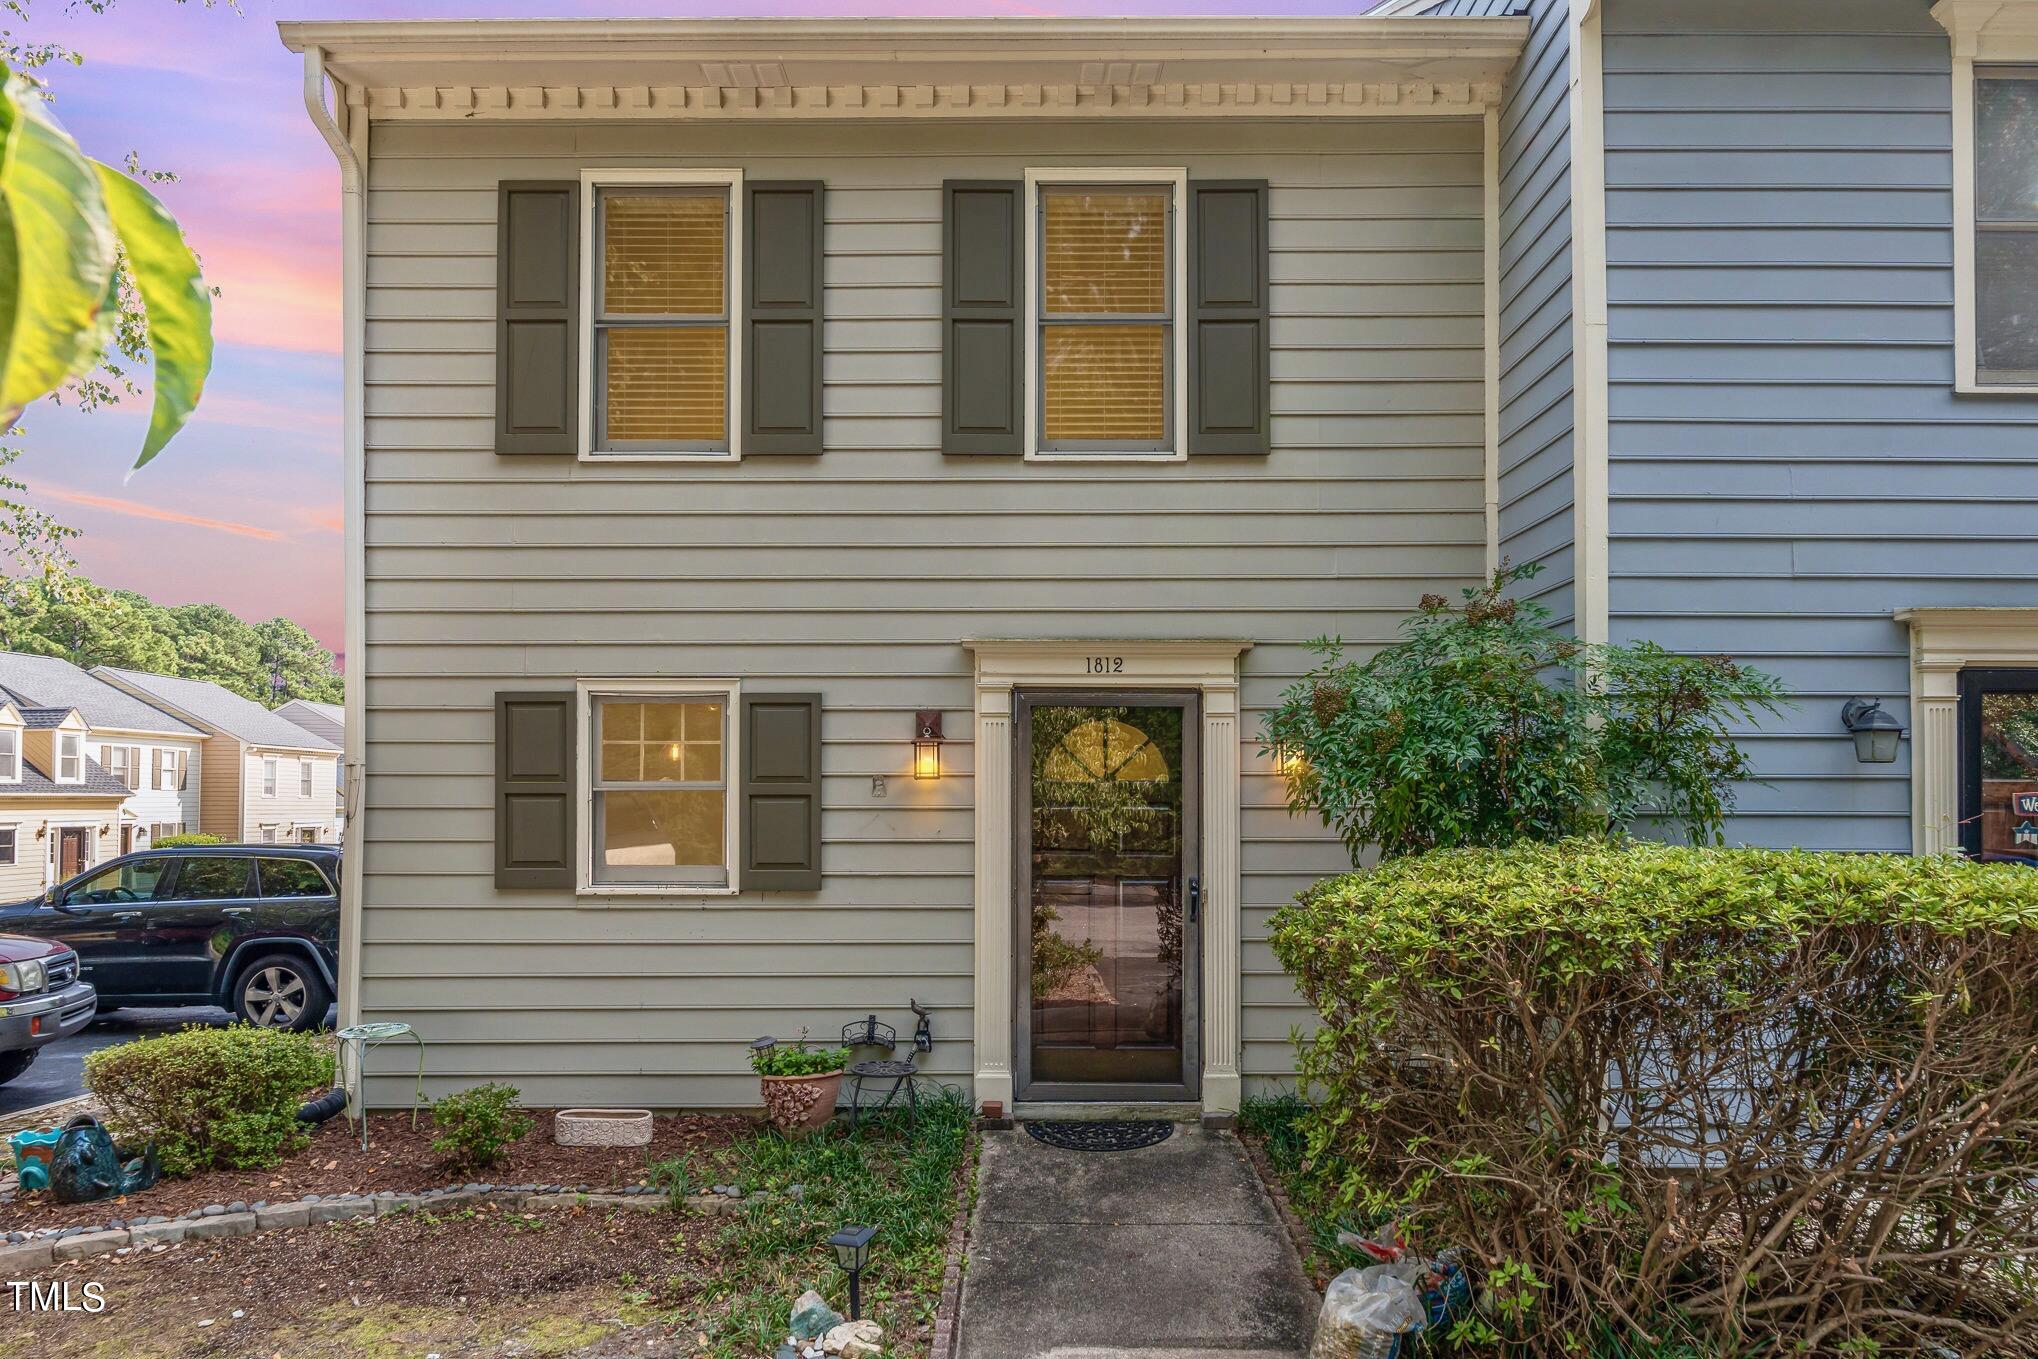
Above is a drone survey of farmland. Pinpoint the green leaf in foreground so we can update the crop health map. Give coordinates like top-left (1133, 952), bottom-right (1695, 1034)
top-left (92, 159), bottom-right (212, 469)
top-left (0, 69), bottom-right (117, 424)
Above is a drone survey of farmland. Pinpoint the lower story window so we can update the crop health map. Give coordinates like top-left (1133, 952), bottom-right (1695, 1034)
top-left (1962, 668), bottom-right (2038, 864)
top-left (152, 821), bottom-right (182, 842)
top-left (0, 825), bottom-right (14, 865)
top-left (591, 690), bottom-right (731, 888)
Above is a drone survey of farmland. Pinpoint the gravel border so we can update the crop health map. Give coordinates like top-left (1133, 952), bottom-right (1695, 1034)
top-left (0, 1180), bottom-right (772, 1275)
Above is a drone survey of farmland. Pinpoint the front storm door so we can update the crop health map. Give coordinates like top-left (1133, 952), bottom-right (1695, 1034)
top-left (1015, 692), bottom-right (1200, 1101)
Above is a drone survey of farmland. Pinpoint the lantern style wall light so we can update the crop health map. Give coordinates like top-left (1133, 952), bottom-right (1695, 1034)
top-left (827, 1224), bottom-right (878, 1318)
top-left (1841, 698), bottom-right (1903, 764)
top-left (912, 711), bottom-right (943, 780)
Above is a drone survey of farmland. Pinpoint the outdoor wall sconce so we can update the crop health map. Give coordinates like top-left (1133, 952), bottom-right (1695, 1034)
top-left (827, 1223), bottom-right (878, 1318)
top-left (912, 711), bottom-right (943, 780)
top-left (1273, 741), bottom-right (1306, 779)
top-left (1841, 698), bottom-right (1903, 764)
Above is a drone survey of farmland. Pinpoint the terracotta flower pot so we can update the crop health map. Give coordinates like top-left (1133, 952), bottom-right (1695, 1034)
top-left (759, 1070), bottom-right (843, 1134)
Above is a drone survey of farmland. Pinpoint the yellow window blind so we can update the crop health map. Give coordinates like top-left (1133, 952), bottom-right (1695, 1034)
top-left (1043, 192), bottom-right (1168, 316)
top-left (1043, 325), bottom-right (1166, 442)
top-left (602, 193), bottom-right (725, 316)
top-left (605, 327), bottom-right (728, 443)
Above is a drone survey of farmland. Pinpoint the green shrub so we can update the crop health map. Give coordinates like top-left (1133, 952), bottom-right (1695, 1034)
top-left (429, 1082), bottom-right (533, 1170)
top-left (1261, 563), bottom-right (1787, 861)
top-left (749, 1035), bottom-right (850, 1078)
top-left (1272, 841), bottom-right (2038, 1355)
top-left (85, 1024), bottom-right (334, 1177)
top-left (151, 832), bottom-right (225, 847)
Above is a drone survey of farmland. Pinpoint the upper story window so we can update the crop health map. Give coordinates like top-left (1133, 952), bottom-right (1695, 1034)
top-left (1036, 182), bottom-right (1177, 456)
top-left (300, 759), bottom-right (313, 798)
top-left (263, 757), bottom-right (278, 797)
top-left (0, 728), bottom-right (17, 782)
top-left (589, 173), bottom-right (741, 458)
top-left (57, 731), bottom-right (82, 782)
top-left (1976, 69), bottom-right (2038, 387)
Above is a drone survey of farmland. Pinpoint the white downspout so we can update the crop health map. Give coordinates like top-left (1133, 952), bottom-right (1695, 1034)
top-left (302, 46), bottom-right (368, 1031)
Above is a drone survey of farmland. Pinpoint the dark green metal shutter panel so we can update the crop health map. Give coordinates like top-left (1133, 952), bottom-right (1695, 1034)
top-left (495, 691), bottom-right (575, 889)
top-left (495, 182), bottom-right (579, 456)
top-left (1188, 181), bottom-right (1271, 455)
top-left (740, 693), bottom-right (822, 891)
top-left (745, 182), bottom-right (824, 455)
top-left (943, 181), bottom-right (1022, 455)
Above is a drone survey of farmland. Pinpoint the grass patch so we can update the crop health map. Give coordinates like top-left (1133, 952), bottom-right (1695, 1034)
top-left (650, 1091), bottom-right (972, 1359)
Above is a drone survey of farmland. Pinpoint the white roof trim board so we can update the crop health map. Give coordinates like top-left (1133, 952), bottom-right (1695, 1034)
top-left (278, 16), bottom-right (1529, 121)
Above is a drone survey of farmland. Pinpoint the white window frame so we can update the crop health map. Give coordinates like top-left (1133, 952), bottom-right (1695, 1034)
top-left (0, 727), bottom-right (17, 783)
top-left (170, 748), bottom-right (188, 791)
top-left (574, 678), bottom-right (741, 899)
top-left (259, 824), bottom-right (278, 844)
top-left (1023, 166), bottom-right (1189, 463)
top-left (263, 757), bottom-right (278, 797)
top-left (57, 731), bottom-right (82, 783)
top-left (152, 821), bottom-right (183, 842)
top-left (300, 758), bottom-right (313, 798)
top-left (1943, 5), bottom-right (2038, 393)
top-left (578, 168), bottom-right (745, 463)
top-left (0, 824), bottom-right (15, 866)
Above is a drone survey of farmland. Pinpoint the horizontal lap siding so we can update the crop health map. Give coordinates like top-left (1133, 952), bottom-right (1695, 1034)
top-left (1497, 0), bottom-right (1576, 624)
top-left (1603, 0), bottom-right (2038, 852)
top-left (362, 119), bottom-right (1486, 1106)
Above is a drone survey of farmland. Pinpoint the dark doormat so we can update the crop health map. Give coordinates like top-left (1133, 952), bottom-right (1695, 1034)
top-left (1023, 1119), bottom-right (1174, 1152)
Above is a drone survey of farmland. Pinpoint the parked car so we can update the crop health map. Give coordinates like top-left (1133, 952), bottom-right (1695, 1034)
top-left (0, 845), bottom-right (340, 1032)
top-left (0, 933), bottom-right (97, 1085)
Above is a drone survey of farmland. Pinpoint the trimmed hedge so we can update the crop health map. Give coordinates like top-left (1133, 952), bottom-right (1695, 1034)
top-left (1272, 840), bottom-right (2038, 1355)
top-left (85, 1025), bottom-right (334, 1177)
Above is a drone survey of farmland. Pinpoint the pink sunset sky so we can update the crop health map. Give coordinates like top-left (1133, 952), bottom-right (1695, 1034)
top-left (17, 0), bottom-right (1384, 653)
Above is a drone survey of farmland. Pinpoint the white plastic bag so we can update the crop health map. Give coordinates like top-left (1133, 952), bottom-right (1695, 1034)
top-left (1307, 1265), bottom-right (1429, 1359)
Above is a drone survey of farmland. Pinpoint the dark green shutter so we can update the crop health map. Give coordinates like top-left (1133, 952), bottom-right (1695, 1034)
top-left (745, 182), bottom-right (824, 455)
top-left (495, 691), bottom-right (575, 889)
top-left (740, 693), bottom-right (822, 891)
top-left (495, 182), bottom-right (579, 456)
top-left (943, 181), bottom-right (1022, 455)
top-left (1188, 180), bottom-right (1271, 455)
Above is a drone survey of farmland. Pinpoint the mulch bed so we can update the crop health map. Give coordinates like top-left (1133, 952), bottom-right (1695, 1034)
top-left (15, 1199), bottom-right (720, 1358)
top-left (0, 1109), bottom-right (751, 1232)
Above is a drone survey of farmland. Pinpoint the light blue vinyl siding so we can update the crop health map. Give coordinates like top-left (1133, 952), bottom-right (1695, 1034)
top-left (1497, 0), bottom-right (1576, 625)
top-left (1602, 0), bottom-right (2038, 852)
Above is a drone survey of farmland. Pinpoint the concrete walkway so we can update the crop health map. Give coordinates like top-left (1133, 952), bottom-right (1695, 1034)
top-left (957, 1125), bottom-right (1319, 1359)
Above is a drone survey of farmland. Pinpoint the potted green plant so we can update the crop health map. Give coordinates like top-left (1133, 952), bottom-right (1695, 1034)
top-left (750, 1032), bottom-right (851, 1134)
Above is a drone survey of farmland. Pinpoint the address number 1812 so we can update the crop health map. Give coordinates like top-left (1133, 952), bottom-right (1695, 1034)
top-left (1084, 656), bottom-right (1125, 674)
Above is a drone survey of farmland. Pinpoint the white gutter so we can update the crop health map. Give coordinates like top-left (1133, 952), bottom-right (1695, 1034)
top-left (300, 45), bottom-right (368, 1032)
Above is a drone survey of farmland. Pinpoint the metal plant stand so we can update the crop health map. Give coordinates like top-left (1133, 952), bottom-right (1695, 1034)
top-left (336, 1021), bottom-right (427, 1151)
top-left (842, 1002), bottom-right (934, 1131)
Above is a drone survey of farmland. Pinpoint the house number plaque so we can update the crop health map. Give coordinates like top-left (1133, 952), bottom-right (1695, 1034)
top-left (1083, 656), bottom-right (1125, 674)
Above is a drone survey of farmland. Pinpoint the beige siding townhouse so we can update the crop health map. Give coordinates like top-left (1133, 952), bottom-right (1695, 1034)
top-left (0, 652), bottom-right (207, 852)
top-left (94, 669), bottom-right (342, 844)
top-left (276, 699), bottom-right (347, 839)
top-left (0, 701), bottom-right (130, 901)
top-left (282, 13), bottom-right (1531, 1116)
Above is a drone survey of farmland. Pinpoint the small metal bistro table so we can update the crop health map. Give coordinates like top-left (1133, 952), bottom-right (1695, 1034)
top-left (846, 1058), bottom-right (921, 1129)
top-left (336, 1021), bottom-right (427, 1151)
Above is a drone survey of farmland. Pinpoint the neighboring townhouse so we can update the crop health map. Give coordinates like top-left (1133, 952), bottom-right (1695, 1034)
top-left (0, 651), bottom-right (207, 851)
top-left (93, 669), bottom-right (343, 844)
top-left (284, 1), bottom-right (2038, 1114)
top-left (275, 699), bottom-right (347, 839)
top-left (0, 700), bottom-right (131, 900)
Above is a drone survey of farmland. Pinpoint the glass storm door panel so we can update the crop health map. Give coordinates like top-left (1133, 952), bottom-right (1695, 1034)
top-left (1018, 694), bottom-right (1199, 1097)
top-left (1962, 669), bottom-right (2038, 865)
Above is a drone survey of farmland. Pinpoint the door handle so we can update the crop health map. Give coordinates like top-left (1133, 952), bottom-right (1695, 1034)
top-left (111, 910), bottom-right (142, 922)
top-left (1186, 876), bottom-right (1201, 923)
top-left (221, 906), bottom-right (252, 918)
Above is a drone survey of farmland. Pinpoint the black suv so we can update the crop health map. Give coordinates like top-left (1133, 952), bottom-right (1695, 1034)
top-left (0, 845), bottom-right (340, 1032)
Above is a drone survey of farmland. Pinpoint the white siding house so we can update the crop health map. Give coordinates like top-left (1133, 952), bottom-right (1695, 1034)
top-left (0, 652), bottom-right (207, 852)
